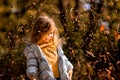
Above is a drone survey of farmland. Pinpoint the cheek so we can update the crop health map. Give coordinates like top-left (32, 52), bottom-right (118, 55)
top-left (45, 37), bottom-right (49, 41)
top-left (43, 36), bottom-right (51, 42)
top-left (47, 36), bottom-right (52, 41)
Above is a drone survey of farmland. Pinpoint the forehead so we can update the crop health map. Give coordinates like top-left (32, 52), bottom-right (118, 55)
top-left (48, 25), bottom-right (56, 32)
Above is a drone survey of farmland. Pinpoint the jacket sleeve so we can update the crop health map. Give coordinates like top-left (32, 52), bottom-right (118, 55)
top-left (58, 46), bottom-right (73, 72)
top-left (23, 45), bottom-right (39, 79)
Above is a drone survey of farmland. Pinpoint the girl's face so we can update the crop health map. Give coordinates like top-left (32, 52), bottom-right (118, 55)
top-left (42, 29), bottom-right (54, 43)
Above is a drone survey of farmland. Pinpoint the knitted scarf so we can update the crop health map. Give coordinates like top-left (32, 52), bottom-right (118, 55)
top-left (38, 42), bottom-right (59, 78)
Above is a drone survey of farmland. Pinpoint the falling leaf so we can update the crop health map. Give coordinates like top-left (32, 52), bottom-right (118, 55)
top-left (114, 32), bottom-right (120, 41)
top-left (99, 22), bottom-right (110, 32)
top-left (77, 60), bottom-right (81, 67)
top-left (86, 50), bottom-right (95, 57)
top-left (99, 25), bottom-right (105, 32)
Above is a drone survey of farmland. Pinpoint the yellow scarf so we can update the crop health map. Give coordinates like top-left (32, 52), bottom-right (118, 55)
top-left (39, 42), bottom-right (59, 78)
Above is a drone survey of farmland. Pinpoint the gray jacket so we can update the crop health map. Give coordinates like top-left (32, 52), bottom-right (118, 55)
top-left (23, 44), bottom-right (73, 80)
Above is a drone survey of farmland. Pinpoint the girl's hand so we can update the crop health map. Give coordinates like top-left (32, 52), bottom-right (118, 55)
top-left (68, 69), bottom-right (73, 80)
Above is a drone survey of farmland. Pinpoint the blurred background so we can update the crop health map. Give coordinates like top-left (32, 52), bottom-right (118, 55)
top-left (0, 0), bottom-right (120, 80)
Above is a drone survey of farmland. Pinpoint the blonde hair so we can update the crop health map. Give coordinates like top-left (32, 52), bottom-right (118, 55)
top-left (31, 16), bottom-right (61, 46)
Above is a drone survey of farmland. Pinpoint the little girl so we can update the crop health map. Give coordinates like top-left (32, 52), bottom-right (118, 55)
top-left (23, 16), bottom-right (73, 80)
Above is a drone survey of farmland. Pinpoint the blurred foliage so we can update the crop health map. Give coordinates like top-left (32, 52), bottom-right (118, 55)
top-left (0, 0), bottom-right (120, 80)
